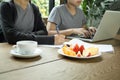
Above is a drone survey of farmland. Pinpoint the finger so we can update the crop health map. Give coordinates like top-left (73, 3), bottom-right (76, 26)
top-left (92, 29), bottom-right (96, 35)
top-left (89, 29), bottom-right (93, 32)
top-left (89, 29), bottom-right (96, 35)
top-left (92, 29), bottom-right (96, 33)
top-left (58, 34), bottom-right (65, 38)
top-left (84, 32), bottom-right (90, 38)
top-left (61, 35), bottom-right (65, 39)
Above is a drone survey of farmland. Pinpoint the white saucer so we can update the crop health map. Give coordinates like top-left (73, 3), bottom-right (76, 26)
top-left (10, 48), bottom-right (42, 58)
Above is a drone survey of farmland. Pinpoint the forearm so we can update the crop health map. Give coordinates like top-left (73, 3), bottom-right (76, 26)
top-left (2, 25), bottom-right (51, 44)
top-left (35, 35), bottom-right (54, 45)
top-left (48, 29), bottom-right (73, 36)
top-left (4, 29), bottom-right (54, 45)
top-left (33, 30), bottom-right (48, 35)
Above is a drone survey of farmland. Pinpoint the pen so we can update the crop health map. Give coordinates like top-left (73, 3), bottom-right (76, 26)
top-left (56, 26), bottom-right (60, 34)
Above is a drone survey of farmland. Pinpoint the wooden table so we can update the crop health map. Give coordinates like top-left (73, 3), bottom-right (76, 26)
top-left (0, 35), bottom-right (120, 80)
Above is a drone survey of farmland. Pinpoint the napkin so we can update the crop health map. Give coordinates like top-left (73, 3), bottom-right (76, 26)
top-left (38, 45), bottom-right (62, 48)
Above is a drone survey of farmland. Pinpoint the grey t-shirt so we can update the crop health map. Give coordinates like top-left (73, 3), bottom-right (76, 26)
top-left (48, 4), bottom-right (86, 30)
top-left (14, 3), bottom-right (34, 33)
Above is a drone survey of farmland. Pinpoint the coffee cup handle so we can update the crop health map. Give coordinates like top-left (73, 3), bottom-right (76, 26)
top-left (12, 45), bottom-right (17, 48)
top-left (12, 45), bottom-right (18, 51)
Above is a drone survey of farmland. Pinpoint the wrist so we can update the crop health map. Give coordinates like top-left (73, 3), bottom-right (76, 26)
top-left (54, 35), bottom-right (57, 45)
top-left (70, 29), bottom-right (74, 34)
top-left (65, 29), bottom-right (74, 35)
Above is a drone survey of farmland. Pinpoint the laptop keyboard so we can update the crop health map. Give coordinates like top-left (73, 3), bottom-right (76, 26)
top-left (67, 34), bottom-right (94, 39)
top-left (79, 34), bottom-right (94, 39)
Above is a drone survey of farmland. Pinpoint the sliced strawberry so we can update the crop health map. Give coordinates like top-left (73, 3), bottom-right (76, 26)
top-left (87, 52), bottom-right (91, 57)
top-left (77, 51), bottom-right (82, 57)
top-left (73, 44), bottom-right (79, 53)
top-left (79, 45), bottom-right (85, 54)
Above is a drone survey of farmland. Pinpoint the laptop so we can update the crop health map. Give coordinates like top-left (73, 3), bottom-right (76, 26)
top-left (66, 10), bottom-right (120, 42)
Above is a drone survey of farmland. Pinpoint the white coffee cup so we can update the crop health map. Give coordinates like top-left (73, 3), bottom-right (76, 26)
top-left (15, 40), bottom-right (38, 55)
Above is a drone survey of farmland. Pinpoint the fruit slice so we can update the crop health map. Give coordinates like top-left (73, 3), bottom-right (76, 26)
top-left (77, 51), bottom-right (82, 57)
top-left (62, 46), bottom-right (76, 56)
top-left (82, 50), bottom-right (91, 57)
top-left (73, 44), bottom-right (79, 53)
top-left (79, 45), bottom-right (85, 54)
top-left (86, 47), bottom-right (99, 56)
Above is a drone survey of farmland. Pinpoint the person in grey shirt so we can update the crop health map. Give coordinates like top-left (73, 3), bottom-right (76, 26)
top-left (47, 0), bottom-right (96, 37)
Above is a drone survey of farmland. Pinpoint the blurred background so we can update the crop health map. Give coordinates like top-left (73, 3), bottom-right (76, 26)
top-left (0, 0), bottom-right (119, 26)
top-left (0, 0), bottom-right (120, 42)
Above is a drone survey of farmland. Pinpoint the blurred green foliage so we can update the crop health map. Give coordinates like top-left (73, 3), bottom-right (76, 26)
top-left (81, 0), bottom-right (115, 27)
top-left (32, 0), bottom-right (60, 18)
top-left (32, 0), bottom-right (49, 18)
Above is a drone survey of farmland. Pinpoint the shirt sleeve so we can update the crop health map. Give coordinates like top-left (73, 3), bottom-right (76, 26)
top-left (48, 7), bottom-right (61, 25)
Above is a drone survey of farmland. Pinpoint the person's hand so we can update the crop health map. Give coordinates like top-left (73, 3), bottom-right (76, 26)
top-left (73, 28), bottom-right (91, 38)
top-left (73, 27), bottom-right (97, 38)
top-left (88, 27), bottom-right (96, 35)
top-left (54, 34), bottom-right (65, 45)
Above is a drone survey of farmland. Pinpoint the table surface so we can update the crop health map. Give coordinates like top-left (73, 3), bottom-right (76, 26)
top-left (0, 35), bottom-right (120, 80)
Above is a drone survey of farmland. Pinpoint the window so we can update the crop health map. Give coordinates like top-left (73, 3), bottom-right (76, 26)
top-left (32, 0), bottom-right (60, 18)
top-left (32, 0), bottom-right (49, 18)
top-left (55, 0), bottom-right (60, 6)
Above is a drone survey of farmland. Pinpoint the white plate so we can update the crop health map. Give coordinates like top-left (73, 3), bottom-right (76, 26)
top-left (58, 49), bottom-right (102, 59)
top-left (10, 48), bottom-right (42, 58)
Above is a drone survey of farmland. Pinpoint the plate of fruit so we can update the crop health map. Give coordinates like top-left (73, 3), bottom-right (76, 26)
top-left (58, 43), bottom-right (101, 59)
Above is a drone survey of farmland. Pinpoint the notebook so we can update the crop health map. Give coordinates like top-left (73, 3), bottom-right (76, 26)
top-left (66, 10), bottom-right (120, 42)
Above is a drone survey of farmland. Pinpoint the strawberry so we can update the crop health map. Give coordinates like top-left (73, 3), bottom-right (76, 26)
top-left (79, 45), bottom-right (85, 54)
top-left (87, 52), bottom-right (91, 57)
top-left (73, 44), bottom-right (79, 53)
top-left (77, 51), bottom-right (82, 57)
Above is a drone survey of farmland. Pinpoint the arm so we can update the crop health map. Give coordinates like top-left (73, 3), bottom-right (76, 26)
top-left (47, 22), bottom-right (73, 36)
top-left (47, 21), bottom-right (91, 36)
top-left (47, 21), bottom-right (93, 36)
top-left (32, 3), bottom-right (48, 35)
